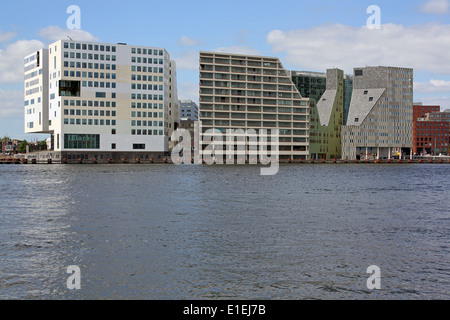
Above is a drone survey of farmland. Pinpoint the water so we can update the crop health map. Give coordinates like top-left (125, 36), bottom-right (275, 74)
top-left (0, 163), bottom-right (449, 300)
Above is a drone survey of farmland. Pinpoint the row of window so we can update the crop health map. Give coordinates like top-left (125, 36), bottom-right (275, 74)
top-left (64, 61), bottom-right (116, 70)
top-left (131, 84), bottom-right (164, 91)
top-left (131, 48), bottom-right (164, 56)
top-left (25, 98), bottom-right (42, 106)
top-left (131, 111), bottom-right (163, 118)
top-left (63, 100), bottom-right (116, 107)
top-left (417, 137), bottom-right (448, 141)
top-left (131, 57), bottom-right (164, 64)
top-left (64, 109), bottom-right (116, 117)
top-left (131, 129), bottom-right (164, 136)
top-left (132, 74), bottom-right (164, 81)
top-left (131, 94), bottom-right (164, 101)
top-left (64, 51), bottom-right (116, 61)
top-left (131, 103), bottom-right (163, 109)
top-left (131, 121), bottom-right (164, 127)
top-left (64, 43), bottom-right (117, 52)
top-left (63, 118), bottom-right (116, 126)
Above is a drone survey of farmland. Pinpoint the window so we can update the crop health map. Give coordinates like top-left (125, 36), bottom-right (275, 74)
top-left (112, 143), bottom-right (116, 150)
top-left (64, 134), bottom-right (100, 149)
top-left (355, 118), bottom-right (359, 122)
top-left (133, 144), bottom-right (145, 150)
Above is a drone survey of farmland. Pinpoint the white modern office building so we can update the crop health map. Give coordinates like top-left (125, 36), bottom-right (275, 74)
top-left (24, 40), bottom-right (180, 162)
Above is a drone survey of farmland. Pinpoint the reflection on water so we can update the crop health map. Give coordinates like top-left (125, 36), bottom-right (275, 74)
top-left (0, 164), bottom-right (449, 299)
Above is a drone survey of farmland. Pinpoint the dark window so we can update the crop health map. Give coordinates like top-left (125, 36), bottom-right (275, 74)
top-left (133, 144), bottom-right (145, 150)
top-left (64, 134), bottom-right (100, 149)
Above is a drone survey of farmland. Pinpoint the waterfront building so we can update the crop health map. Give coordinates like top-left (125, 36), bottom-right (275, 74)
top-left (180, 100), bottom-right (199, 120)
top-left (24, 40), bottom-right (179, 162)
top-left (413, 104), bottom-right (449, 155)
top-left (341, 66), bottom-right (414, 160)
top-left (24, 49), bottom-right (49, 134)
top-left (291, 69), bottom-right (349, 160)
top-left (199, 51), bottom-right (311, 161)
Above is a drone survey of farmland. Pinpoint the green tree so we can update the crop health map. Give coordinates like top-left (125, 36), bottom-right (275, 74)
top-left (18, 140), bottom-right (28, 153)
top-left (1, 136), bottom-right (9, 142)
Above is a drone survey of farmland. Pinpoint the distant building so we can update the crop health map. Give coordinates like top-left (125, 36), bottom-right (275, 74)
top-left (180, 100), bottom-right (199, 120)
top-left (413, 105), bottom-right (449, 155)
top-left (341, 66), bottom-right (414, 160)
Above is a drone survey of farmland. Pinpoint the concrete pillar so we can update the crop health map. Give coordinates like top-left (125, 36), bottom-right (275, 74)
top-left (366, 147), bottom-right (369, 160)
top-left (377, 147), bottom-right (380, 160)
top-left (388, 148), bottom-right (391, 159)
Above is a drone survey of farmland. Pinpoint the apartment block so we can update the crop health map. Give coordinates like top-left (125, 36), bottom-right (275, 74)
top-left (199, 51), bottom-right (311, 161)
top-left (180, 100), bottom-right (199, 120)
top-left (24, 40), bottom-right (179, 161)
top-left (341, 66), bottom-right (414, 160)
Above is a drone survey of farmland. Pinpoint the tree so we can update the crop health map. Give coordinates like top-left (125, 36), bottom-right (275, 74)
top-left (40, 140), bottom-right (47, 150)
top-left (18, 140), bottom-right (28, 154)
top-left (1, 136), bottom-right (9, 142)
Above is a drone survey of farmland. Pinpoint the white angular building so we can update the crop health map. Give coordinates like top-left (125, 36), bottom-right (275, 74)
top-left (24, 40), bottom-right (179, 162)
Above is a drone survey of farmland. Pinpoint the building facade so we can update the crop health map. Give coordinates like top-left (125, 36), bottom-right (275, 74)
top-left (199, 51), bottom-right (311, 161)
top-left (341, 66), bottom-right (414, 160)
top-left (24, 49), bottom-right (49, 134)
top-left (24, 40), bottom-right (179, 161)
top-left (180, 100), bottom-right (199, 120)
top-left (292, 69), bottom-right (348, 160)
top-left (413, 104), bottom-right (449, 155)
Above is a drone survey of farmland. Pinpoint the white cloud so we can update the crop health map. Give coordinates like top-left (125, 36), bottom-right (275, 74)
top-left (178, 81), bottom-right (199, 103)
top-left (0, 30), bottom-right (16, 42)
top-left (177, 36), bottom-right (201, 47)
top-left (173, 50), bottom-right (199, 70)
top-left (415, 96), bottom-right (450, 109)
top-left (38, 26), bottom-right (98, 42)
top-left (0, 88), bottom-right (24, 118)
top-left (415, 79), bottom-right (450, 93)
top-left (421, 0), bottom-right (449, 14)
top-left (0, 39), bottom-right (45, 83)
top-left (267, 23), bottom-right (450, 75)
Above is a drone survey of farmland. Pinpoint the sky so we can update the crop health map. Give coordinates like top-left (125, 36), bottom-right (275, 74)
top-left (1, 0), bottom-right (450, 140)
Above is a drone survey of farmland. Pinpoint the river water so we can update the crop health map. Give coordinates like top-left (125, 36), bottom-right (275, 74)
top-left (0, 163), bottom-right (448, 300)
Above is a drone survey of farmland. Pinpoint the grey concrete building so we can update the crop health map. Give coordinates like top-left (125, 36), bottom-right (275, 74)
top-left (341, 66), bottom-right (413, 160)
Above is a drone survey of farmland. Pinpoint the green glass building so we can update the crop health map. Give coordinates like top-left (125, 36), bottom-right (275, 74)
top-left (292, 69), bottom-right (351, 159)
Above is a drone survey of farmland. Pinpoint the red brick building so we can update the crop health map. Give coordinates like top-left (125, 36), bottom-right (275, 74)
top-left (413, 105), bottom-right (449, 155)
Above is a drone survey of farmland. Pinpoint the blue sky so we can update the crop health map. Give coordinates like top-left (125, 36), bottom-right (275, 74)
top-left (1, 0), bottom-right (450, 140)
